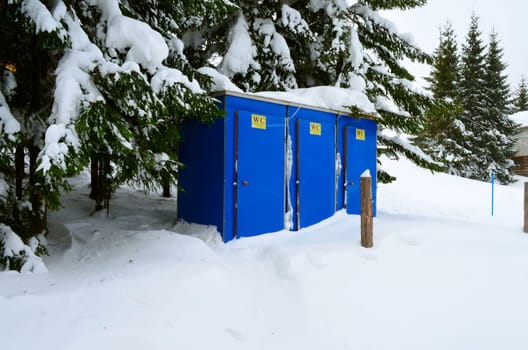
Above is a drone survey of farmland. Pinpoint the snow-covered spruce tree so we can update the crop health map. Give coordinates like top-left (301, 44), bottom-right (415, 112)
top-left (209, 0), bottom-right (441, 182)
top-left (457, 14), bottom-right (492, 181)
top-left (513, 76), bottom-right (528, 112)
top-left (481, 31), bottom-right (517, 184)
top-left (2, 0), bottom-right (228, 269)
top-left (36, 0), bottom-right (225, 212)
top-left (424, 22), bottom-right (460, 100)
top-left (0, 0), bottom-right (70, 270)
top-left (416, 22), bottom-right (471, 176)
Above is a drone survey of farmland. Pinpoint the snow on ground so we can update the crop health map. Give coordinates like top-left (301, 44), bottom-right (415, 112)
top-left (2, 157), bottom-right (528, 349)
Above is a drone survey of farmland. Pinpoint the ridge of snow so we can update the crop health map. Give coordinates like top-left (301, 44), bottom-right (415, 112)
top-left (380, 129), bottom-right (441, 166)
top-left (197, 67), bottom-right (242, 93)
top-left (281, 4), bottom-right (310, 35)
top-left (106, 15), bottom-right (168, 71)
top-left (254, 85), bottom-right (376, 114)
top-left (152, 68), bottom-right (203, 95)
top-left (20, 0), bottom-right (68, 39)
top-left (218, 12), bottom-right (259, 78)
top-left (40, 13), bottom-right (104, 172)
top-left (1, 70), bottom-right (17, 98)
top-left (0, 91), bottom-right (20, 140)
top-left (375, 96), bottom-right (411, 117)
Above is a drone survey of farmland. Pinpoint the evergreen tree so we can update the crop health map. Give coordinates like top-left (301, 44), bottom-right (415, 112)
top-left (456, 15), bottom-right (517, 183)
top-left (205, 0), bottom-right (440, 181)
top-left (425, 22), bottom-right (459, 100)
top-left (1, 0), bottom-right (230, 270)
top-left (481, 31), bottom-right (517, 183)
top-left (417, 22), bottom-right (470, 176)
top-left (1, 0), bottom-right (70, 269)
top-left (38, 1), bottom-right (227, 212)
top-left (0, 1), bottom-right (70, 234)
top-left (513, 76), bottom-right (528, 112)
top-left (457, 14), bottom-right (491, 181)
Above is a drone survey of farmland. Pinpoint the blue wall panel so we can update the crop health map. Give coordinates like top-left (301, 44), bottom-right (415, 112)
top-left (177, 116), bottom-right (225, 235)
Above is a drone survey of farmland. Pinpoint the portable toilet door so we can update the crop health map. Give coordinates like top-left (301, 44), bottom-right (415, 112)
top-left (177, 93), bottom-right (288, 242)
top-left (289, 107), bottom-right (337, 230)
top-left (339, 117), bottom-right (377, 215)
top-left (231, 107), bottom-right (287, 238)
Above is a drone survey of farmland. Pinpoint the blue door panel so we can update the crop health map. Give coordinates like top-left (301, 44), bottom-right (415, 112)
top-left (345, 125), bottom-right (377, 215)
top-left (236, 110), bottom-right (285, 237)
top-left (297, 118), bottom-right (336, 229)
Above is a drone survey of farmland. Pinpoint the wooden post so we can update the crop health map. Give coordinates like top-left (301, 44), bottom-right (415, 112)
top-left (524, 182), bottom-right (528, 233)
top-left (360, 172), bottom-right (373, 248)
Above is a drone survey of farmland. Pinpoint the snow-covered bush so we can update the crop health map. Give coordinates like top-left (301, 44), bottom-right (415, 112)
top-left (0, 224), bottom-right (48, 273)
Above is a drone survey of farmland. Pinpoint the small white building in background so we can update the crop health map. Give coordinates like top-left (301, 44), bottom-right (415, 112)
top-left (510, 111), bottom-right (528, 176)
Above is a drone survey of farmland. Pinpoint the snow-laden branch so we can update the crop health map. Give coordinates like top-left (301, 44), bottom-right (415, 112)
top-left (0, 224), bottom-right (47, 273)
top-left (20, 0), bottom-right (68, 39)
top-left (218, 12), bottom-right (259, 78)
top-left (380, 129), bottom-right (442, 166)
top-left (40, 12), bottom-right (104, 173)
top-left (40, 0), bottom-right (210, 173)
top-left (0, 91), bottom-right (20, 141)
top-left (281, 4), bottom-right (310, 35)
top-left (375, 96), bottom-right (411, 117)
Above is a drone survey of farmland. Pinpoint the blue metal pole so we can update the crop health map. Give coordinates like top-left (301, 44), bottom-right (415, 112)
top-left (491, 170), bottom-right (495, 216)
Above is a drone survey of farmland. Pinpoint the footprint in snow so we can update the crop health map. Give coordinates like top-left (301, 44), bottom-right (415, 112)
top-left (224, 328), bottom-right (246, 342)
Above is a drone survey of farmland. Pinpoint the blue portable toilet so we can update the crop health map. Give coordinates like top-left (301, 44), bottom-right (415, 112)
top-left (336, 116), bottom-right (377, 215)
top-left (178, 91), bottom-right (376, 242)
top-left (287, 106), bottom-right (337, 230)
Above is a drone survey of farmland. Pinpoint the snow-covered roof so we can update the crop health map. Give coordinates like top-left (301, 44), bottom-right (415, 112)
top-left (510, 111), bottom-right (528, 128)
top-left (214, 88), bottom-right (377, 119)
top-left (199, 67), bottom-right (377, 118)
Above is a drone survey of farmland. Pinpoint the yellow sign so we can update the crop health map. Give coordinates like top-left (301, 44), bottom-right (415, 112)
top-left (356, 128), bottom-right (365, 141)
top-left (310, 122), bottom-right (321, 136)
top-left (251, 114), bottom-right (266, 129)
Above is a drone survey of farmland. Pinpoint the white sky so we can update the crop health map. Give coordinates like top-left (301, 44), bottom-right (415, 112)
top-left (382, 0), bottom-right (528, 89)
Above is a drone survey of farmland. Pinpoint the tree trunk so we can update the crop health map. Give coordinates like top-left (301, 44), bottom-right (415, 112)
top-left (161, 173), bottom-right (171, 198)
top-left (15, 144), bottom-right (25, 199)
top-left (89, 154), bottom-right (99, 200)
top-left (94, 155), bottom-right (104, 211)
top-left (92, 153), bottom-right (111, 212)
top-left (103, 153), bottom-right (111, 212)
top-left (26, 35), bottom-right (47, 236)
top-left (29, 144), bottom-right (46, 235)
